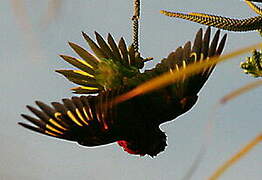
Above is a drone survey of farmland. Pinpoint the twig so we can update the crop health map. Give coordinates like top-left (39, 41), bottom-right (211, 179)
top-left (132, 0), bottom-right (140, 53)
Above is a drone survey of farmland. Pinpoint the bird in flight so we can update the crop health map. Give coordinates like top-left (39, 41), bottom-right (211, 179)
top-left (19, 27), bottom-right (227, 157)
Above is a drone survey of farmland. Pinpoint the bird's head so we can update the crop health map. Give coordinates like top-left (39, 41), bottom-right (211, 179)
top-left (117, 128), bottom-right (167, 157)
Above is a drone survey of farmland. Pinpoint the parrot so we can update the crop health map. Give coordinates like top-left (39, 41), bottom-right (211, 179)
top-left (19, 27), bottom-right (227, 157)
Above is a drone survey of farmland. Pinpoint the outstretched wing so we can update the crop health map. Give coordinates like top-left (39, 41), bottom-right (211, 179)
top-left (127, 27), bottom-right (227, 97)
top-left (165, 27), bottom-right (227, 98)
top-left (117, 27), bottom-right (227, 124)
top-left (19, 91), bottom-right (121, 146)
top-left (57, 32), bottom-right (150, 94)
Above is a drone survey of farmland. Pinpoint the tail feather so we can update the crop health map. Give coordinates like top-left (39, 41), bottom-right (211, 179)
top-left (59, 54), bottom-right (95, 73)
top-left (57, 32), bottom-right (148, 94)
top-left (68, 41), bottom-right (99, 68)
top-left (82, 32), bottom-right (108, 59)
top-left (107, 33), bottom-right (123, 62)
top-left (94, 31), bottom-right (116, 59)
top-left (118, 37), bottom-right (129, 66)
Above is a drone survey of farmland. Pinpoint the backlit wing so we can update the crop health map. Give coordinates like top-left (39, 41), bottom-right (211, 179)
top-left (19, 91), bottom-right (120, 146)
top-left (19, 28), bottom-right (227, 154)
top-left (126, 27), bottom-right (227, 101)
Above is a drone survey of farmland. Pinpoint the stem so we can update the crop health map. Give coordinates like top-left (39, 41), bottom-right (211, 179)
top-left (132, 0), bottom-right (140, 53)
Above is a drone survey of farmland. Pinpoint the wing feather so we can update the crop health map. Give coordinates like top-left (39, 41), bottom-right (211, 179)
top-left (126, 27), bottom-right (227, 99)
top-left (19, 94), bottom-right (120, 146)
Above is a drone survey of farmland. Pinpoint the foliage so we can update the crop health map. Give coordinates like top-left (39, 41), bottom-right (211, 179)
top-left (241, 49), bottom-right (262, 77)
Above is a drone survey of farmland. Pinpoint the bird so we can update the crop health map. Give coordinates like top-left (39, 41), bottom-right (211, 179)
top-left (160, 0), bottom-right (262, 32)
top-left (19, 27), bottom-right (227, 157)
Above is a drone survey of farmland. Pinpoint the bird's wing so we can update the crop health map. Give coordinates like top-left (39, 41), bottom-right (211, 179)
top-left (167, 27), bottom-right (227, 98)
top-left (115, 27), bottom-right (227, 125)
top-left (19, 91), bottom-right (122, 147)
top-left (127, 27), bottom-right (227, 98)
top-left (57, 32), bottom-right (148, 94)
top-left (19, 28), bottom-right (228, 155)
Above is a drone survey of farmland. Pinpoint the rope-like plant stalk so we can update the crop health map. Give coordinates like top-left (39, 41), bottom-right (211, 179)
top-left (245, 0), bottom-right (262, 15)
top-left (132, 0), bottom-right (140, 53)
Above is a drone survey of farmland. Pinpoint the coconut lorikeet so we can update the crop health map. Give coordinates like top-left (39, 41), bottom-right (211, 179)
top-left (19, 27), bottom-right (227, 157)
